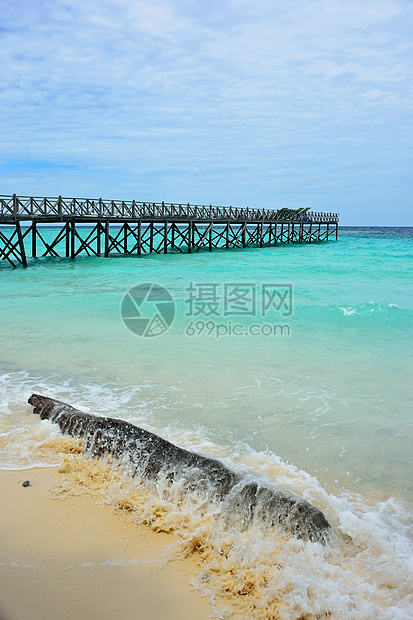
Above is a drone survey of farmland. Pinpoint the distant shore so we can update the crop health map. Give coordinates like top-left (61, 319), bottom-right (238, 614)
top-left (0, 467), bottom-right (214, 620)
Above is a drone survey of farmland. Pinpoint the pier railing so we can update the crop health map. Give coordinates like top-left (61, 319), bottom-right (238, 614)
top-left (0, 195), bottom-right (339, 223)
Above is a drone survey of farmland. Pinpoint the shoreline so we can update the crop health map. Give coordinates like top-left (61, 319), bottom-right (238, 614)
top-left (0, 466), bottom-right (217, 620)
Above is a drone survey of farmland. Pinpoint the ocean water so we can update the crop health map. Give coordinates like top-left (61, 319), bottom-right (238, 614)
top-left (0, 226), bottom-right (412, 618)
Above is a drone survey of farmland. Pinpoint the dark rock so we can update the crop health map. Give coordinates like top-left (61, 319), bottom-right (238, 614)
top-left (28, 393), bottom-right (333, 544)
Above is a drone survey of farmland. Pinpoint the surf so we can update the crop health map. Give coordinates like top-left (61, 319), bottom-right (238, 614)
top-left (29, 393), bottom-right (333, 545)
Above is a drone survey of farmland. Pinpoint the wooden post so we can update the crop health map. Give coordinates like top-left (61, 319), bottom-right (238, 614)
top-left (58, 195), bottom-right (62, 220)
top-left (259, 222), bottom-right (263, 248)
top-left (13, 194), bottom-right (18, 218)
top-left (188, 221), bottom-right (192, 253)
top-left (164, 221), bottom-right (168, 254)
top-left (123, 223), bottom-right (128, 254)
top-left (16, 221), bottom-right (27, 267)
top-left (137, 220), bottom-right (141, 255)
top-left (71, 219), bottom-right (76, 259)
top-left (65, 222), bottom-right (70, 257)
top-left (336, 222), bottom-right (338, 240)
top-left (242, 223), bottom-right (246, 248)
top-left (171, 222), bottom-right (175, 250)
top-left (104, 221), bottom-right (109, 257)
top-left (149, 222), bottom-right (154, 253)
top-left (191, 221), bottom-right (195, 252)
top-left (96, 222), bottom-right (101, 255)
top-left (209, 221), bottom-right (213, 251)
top-left (225, 221), bottom-right (229, 249)
top-left (32, 222), bottom-right (37, 258)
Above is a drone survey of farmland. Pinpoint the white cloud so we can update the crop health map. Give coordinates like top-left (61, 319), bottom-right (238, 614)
top-left (0, 0), bottom-right (412, 223)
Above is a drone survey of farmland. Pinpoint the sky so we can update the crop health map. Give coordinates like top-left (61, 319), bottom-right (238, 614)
top-left (0, 0), bottom-right (412, 225)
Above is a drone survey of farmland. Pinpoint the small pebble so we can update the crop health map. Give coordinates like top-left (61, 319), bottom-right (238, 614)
top-left (22, 480), bottom-right (31, 487)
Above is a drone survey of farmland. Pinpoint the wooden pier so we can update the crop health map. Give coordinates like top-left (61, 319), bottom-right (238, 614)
top-left (0, 194), bottom-right (339, 267)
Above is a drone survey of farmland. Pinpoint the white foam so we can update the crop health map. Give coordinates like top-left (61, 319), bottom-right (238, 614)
top-left (1, 370), bottom-right (413, 617)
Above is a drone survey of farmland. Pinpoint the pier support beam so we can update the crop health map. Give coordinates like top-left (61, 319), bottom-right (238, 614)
top-left (104, 221), bottom-right (109, 257)
top-left (1, 213), bottom-right (339, 267)
top-left (71, 219), bottom-right (76, 259)
top-left (32, 222), bottom-right (37, 258)
top-left (164, 222), bottom-right (168, 254)
top-left (0, 223), bottom-right (27, 267)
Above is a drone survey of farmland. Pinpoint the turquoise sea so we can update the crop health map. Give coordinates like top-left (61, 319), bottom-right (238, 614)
top-left (1, 226), bottom-right (412, 618)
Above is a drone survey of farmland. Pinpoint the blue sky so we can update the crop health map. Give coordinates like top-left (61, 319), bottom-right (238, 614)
top-left (0, 0), bottom-right (412, 225)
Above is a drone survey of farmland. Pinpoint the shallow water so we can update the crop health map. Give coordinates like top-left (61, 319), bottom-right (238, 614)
top-left (1, 226), bottom-right (412, 618)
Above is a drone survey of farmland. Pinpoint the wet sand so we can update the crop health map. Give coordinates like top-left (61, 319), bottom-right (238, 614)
top-left (0, 467), bottom-right (215, 620)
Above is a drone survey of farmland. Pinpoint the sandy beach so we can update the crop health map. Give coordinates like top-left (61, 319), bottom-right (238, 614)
top-left (0, 467), bottom-right (215, 620)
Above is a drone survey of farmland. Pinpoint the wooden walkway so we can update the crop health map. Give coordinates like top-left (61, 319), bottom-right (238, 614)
top-left (0, 194), bottom-right (339, 267)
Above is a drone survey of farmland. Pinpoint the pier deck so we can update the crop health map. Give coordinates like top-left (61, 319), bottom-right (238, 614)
top-left (0, 194), bottom-right (339, 267)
